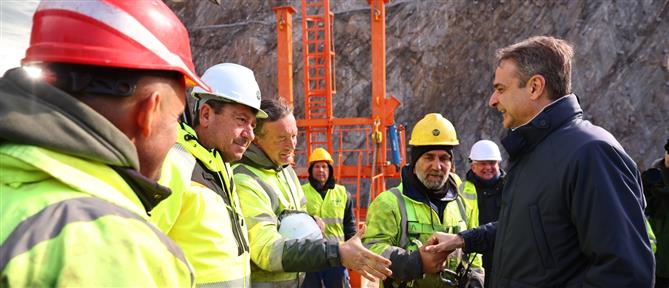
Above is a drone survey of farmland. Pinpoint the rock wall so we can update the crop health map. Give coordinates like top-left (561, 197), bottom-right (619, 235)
top-left (168, 0), bottom-right (669, 170)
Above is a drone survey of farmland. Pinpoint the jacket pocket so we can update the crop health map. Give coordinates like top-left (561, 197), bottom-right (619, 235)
top-left (528, 205), bottom-right (556, 269)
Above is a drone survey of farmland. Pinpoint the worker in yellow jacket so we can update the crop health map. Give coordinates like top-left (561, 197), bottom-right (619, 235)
top-left (0, 0), bottom-right (208, 285)
top-left (151, 63), bottom-right (267, 287)
top-left (363, 113), bottom-right (483, 288)
top-left (233, 99), bottom-right (392, 287)
top-left (302, 148), bottom-right (357, 288)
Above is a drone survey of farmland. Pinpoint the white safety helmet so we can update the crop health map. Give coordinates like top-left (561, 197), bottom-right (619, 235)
top-left (191, 63), bottom-right (268, 118)
top-left (469, 140), bottom-right (502, 161)
top-left (278, 211), bottom-right (323, 240)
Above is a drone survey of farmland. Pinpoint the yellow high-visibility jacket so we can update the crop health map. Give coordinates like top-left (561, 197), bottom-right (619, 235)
top-left (363, 167), bottom-right (482, 288)
top-left (0, 68), bottom-right (193, 287)
top-left (302, 183), bottom-right (348, 242)
top-left (151, 123), bottom-right (250, 287)
top-left (233, 143), bottom-right (341, 287)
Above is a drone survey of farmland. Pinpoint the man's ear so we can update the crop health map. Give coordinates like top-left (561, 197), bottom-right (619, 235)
top-left (528, 75), bottom-right (546, 100)
top-left (199, 104), bottom-right (211, 128)
top-left (136, 92), bottom-right (160, 137)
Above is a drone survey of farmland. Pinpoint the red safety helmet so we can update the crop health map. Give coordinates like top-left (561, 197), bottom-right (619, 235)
top-left (22, 0), bottom-right (210, 91)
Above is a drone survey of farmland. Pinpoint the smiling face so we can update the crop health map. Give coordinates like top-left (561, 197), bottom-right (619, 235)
top-left (488, 59), bottom-right (538, 129)
top-left (255, 114), bottom-right (298, 166)
top-left (196, 102), bottom-right (256, 162)
top-left (414, 150), bottom-right (452, 190)
top-left (471, 160), bottom-right (500, 180)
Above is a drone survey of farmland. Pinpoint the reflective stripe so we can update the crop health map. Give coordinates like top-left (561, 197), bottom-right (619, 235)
top-left (268, 238), bottom-right (286, 272)
top-left (249, 212), bottom-right (277, 228)
top-left (172, 142), bottom-right (197, 174)
top-left (454, 195), bottom-right (467, 226)
top-left (461, 190), bottom-right (477, 201)
top-left (198, 276), bottom-right (248, 288)
top-left (287, 169), bottom-right (308, 208)
top-left (37, 0), bottom-right (199, 84)
top-left (389, 187), bottom-right (409, 248)
top-left (234, 165), bottom-right (279, 213)
top-left (321, 217), bottom-right (343, 225)
top-left (282, 168), bottom-right (303, 209)
top-left (0, 197), bottom-right (193, 285)
top-left (380, 246), bottom-right (404, 259)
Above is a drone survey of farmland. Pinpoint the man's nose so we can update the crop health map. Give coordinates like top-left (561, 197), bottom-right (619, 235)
top-left (430, 160), bottom-right (443, 170)
top-left (489, 91), bottom-right (499, 108)
top-left (242, 125), bottom-right (254, 140)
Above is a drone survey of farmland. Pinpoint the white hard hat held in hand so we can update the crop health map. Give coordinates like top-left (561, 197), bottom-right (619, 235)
top-left (277, 211), bottom-right (323, 240)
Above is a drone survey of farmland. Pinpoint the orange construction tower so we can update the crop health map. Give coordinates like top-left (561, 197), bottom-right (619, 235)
top-left (273, 0), bottom-right (403, 226)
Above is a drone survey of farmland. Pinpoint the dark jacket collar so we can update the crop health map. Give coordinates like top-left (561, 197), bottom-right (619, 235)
top-left (236, 142), bottom-right (287, 171)
top-left (502, 94), bottom-right (582, 160)
top-left (466, 169), bottom-right (506, 188)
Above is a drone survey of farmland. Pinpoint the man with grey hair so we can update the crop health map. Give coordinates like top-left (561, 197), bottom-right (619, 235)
top-left (426, 36), bottom-right (654, 287)
top-left (233, 98), bottom-right (392, 287)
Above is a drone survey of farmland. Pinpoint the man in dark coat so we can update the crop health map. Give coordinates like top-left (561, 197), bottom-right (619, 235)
top-left (644, 139), bottom-right (669, 288)
top-left (425, 36), bottom-right (654, 288)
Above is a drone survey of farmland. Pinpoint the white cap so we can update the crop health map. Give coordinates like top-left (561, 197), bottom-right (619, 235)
top-left (469, 140), bottom-right (502, 161)
top-left (191, 63), bottom-right (268, 118)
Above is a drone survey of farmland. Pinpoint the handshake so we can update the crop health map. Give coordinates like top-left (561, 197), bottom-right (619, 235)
top-left (419, 232), bottom-right (466, 274)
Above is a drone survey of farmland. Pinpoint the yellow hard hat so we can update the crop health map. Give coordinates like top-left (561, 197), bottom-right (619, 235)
top-left (409, 113), bottom-right (459, 146)
top-left (308, 147), bottom-right (334, 165)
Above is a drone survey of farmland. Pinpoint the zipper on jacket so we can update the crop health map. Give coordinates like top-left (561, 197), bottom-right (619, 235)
top-left (224, 165), bottom-right (250, 253)
top-left (216, 170), bottom-right (250, 256)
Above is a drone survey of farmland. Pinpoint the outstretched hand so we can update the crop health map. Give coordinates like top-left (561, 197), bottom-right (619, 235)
top-left (424, 232), bottom-right (464, 254)
top-left (339, 224), bottom-right (393, 281)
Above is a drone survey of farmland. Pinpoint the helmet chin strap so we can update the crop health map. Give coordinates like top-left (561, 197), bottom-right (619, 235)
top-left (181, 98), bottom-right (192, 125)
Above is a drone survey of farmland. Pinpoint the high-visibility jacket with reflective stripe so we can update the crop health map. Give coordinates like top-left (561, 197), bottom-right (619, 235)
top-left (647, 219), bottom-right (657, 253)
top-left (233, 162), bottom-right (307, 285)
top-left (364, 173), bottom-right (482, 288)
top-left (151, 124), bottom-right (251, 287)
top-left (0, 144), bottom-right (193, 287)
top-left (302, 183), bottom-right (347, 242)
top-left (460, 181), bottom-right (481, 228)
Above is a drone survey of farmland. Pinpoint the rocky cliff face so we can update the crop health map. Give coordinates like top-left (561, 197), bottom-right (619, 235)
top-left (168, 0), bottom-right (668, 170)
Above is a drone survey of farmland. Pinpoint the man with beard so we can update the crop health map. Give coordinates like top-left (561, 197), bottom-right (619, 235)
top-left (460, 140), bottom-right (505, 287)
top-left (151, 63), bottom-right (266, 287)
top-left (302, 147), bottom-right (357, 288)
top-left (233, 99), bottom-right (392, 287)
top-left (363, 113), bottom-right (483, 288)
